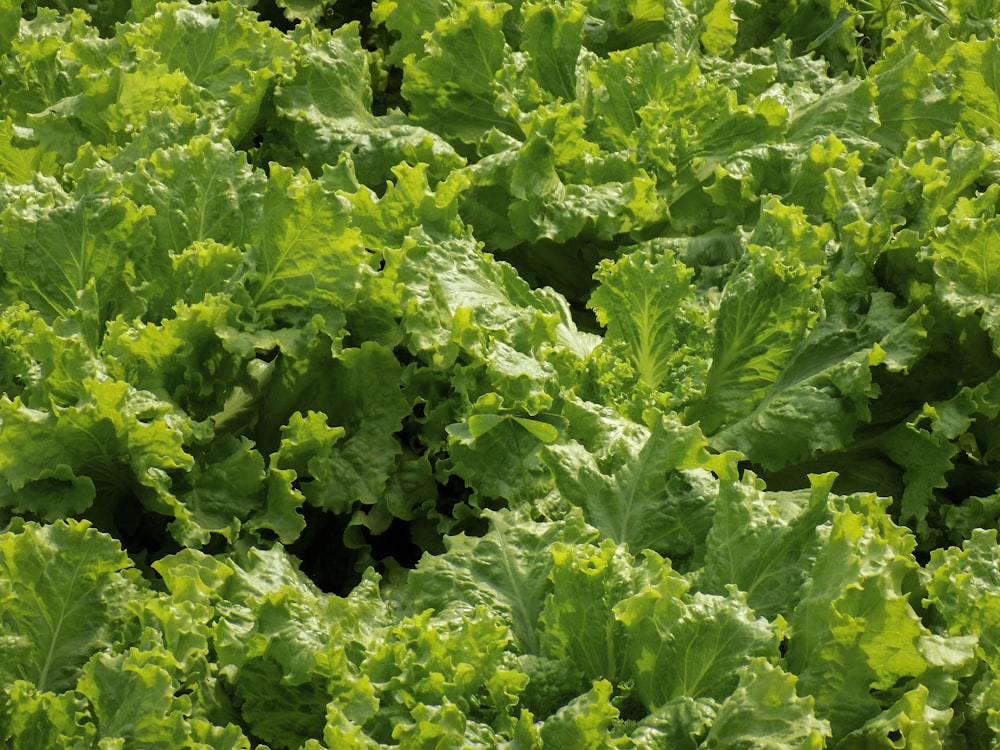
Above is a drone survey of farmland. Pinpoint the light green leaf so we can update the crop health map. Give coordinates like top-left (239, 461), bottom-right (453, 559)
top-left (410, 506), bottom-right (597, 654)
top-left (950, 36), bottom-right (1000, 137)
top-left (360, 606), bottom-right (520, 742)
top-left (0, 177), bottom-right (155, 328)
top-left (542, 415), bottom-right (721, 557)
top-left (468, 413), bottom-right (506, 437)
top-left (703, 658), bottom-right (831, 749)
top-left (2, 681), bottom-right (92, 750)
top-left (700, 473), bottom-right (832, 620)
top-left (537, 679), bottom-right (619, 750)
top-left (541, 539), bottom-right (663, 684)
top-left (401, 1), bottom-right (516, 143)
top-left (0, 520), bottom-right (139, 695)
top-left (0, 118), bottom-right (60, 183)
top-left (246, 163), bottom-right (366, 318)
top-left (586, 243), bottom-right (719, 418)
top-left (925, 529), bottom-right (1000, 670)
top-left (0, 9), bottom-right (96, 125)
top-left (784, 493), bottom-right (932, 737)
top-left (77, 649), bottom-right (190, 748)
top-left (697, 0), bottom-right (739, 55)
top-left (521, 0), bottom-right (586, 101)
top-left (687, 244), bottom-right (823, 436)
top-left (926, 185), bottom-right (1000, 354)
top-left (276, 0), bottom-right (330, 23)
top-left (340, 162), bottom-right (470, 252)
top-left (616, 574), bottom-right (779, 710)
top-left (626, 697), bottom-right (716, 749)
top-left (870, 20), bottom-right (960, 152)
top-left (840, 684), bottom-right (950, 749)
top-left (273, 23), bottom-right (462, 185)
top-left (123, 1), bottom-right (294, 141)
top-left (579, 41), bottom-right (686, 152)
top-left (589, 240), bottom-right (699, 392)
top-left (873, 133), bottom-right (993, 244)
top-left (121, 135), bottom-right (266, 263)
top-left (478, 108), bottom-right (662, 246)
top-left (444, 406), bottom-right (556, 503)
top-left (203, 546), bottom-right (383, 747)
top-left (513, 416), bottom-right (562, 443)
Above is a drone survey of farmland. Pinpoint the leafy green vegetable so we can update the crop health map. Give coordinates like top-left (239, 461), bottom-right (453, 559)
top-left (3, 0), bottom-right (1000, 747)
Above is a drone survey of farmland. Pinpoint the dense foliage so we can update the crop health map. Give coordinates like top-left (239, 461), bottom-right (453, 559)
top-left (2, 0), bottom-right (1000, 746)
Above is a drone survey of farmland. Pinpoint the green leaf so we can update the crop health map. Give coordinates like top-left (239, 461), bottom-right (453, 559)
top-left (703, 658), bottom-right (831, 748)
top-left (0, 379), bottom-right (195, 529)
top-left (172, 435), bottom-right (269, 547)
top-left (0, 0), bottom-right (18, 56)
top-left (0, 177), bottom-right (155, 329)
top-left (875, 133), bottom-right (994, 244)
top-left (247, 163), bottom-right (366, 319)
top-left (20, 26), bottom-right (201, 158)
top-left (521, 0), bottom-right (586, 101)
top-left (784, 493), bottom-right (933, 737)
top-left (589, 239), bottom-right (708, 393)
top-left (468, 101), bottom-right (663, 247)
top-left (102, 296), bottom-right (251, 421)
top-left (542, 415), bottom-right (722, 557)
top-left (262, 343), bottom-right (410, 529)
top-left (276, 0), bottom-right (330, 23)
top-left (341, 162), bottom-right (470, 252)
top-left (200, 547), bottom-right (386, 747)
top-left (401, 1), bottom-right (516, 143)
top-left (410, 506), bottom-right (597, 654)
top-left (272, 23), bottom-right (463, 185)
top-left (537, 679), bottom-right (619, 750)
top-left (0, 520), bottom-right (139, 695)
top-left (541, 539), bottom-right (663, 684)
top-left (371, 0), bottom-right (455, 67)
top-left (121, 135), bottom-right (266, 264)
top-left (615, 573), bottom-right (779, 710)
top-left (700, 473), bottom-right (832, 620)
top-left (686, 244), bottom-right (824, 436)
top-left (444, 410), bottom-right (556, 504)
top-left (393, 227), bottom-right (575, 361)
top-left (579, 41), bottom-right (686, 152)
top-left (709, 288), bottom-right (927, 471)
top-left (949, 36), bottom-right (1000, 137)
top-left (123, 2), bottom-right (294, 141)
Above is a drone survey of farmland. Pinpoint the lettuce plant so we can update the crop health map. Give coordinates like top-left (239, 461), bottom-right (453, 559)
top-left (1, 0), bottom-right (1000, 747)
